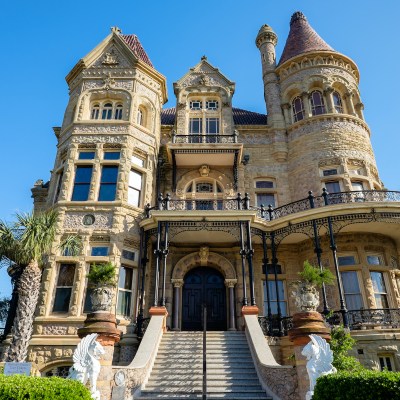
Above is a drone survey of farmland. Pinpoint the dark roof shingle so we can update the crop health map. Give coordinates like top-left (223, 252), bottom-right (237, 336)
top-left (278, 12), bottom-right (335, 66)
top-left (161, 107), bottom-right (267, 126)
top-left (120, 34), bottom-right (153, 68)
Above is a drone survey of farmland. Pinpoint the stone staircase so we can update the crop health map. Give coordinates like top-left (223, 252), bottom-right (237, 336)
top-left (136, 331), bottom-right (271, 399)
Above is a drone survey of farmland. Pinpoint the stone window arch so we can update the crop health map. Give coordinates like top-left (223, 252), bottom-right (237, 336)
top-left (332, 91), bottom-right (343, 113)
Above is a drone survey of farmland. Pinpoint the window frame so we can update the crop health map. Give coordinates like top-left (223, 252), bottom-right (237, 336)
top-left (309, 90), bottom-right (326, 116)
top-left (332, 91), bottom-right (343, 113)
top-left (370, 271), bottom-right (390, 309)
top-left (262, 279), bottom-right (287, 317)
top-left (71, 165), bottom-right (93, 201)
top-left (52, 263), bottom-right (76, 313)
top-left (116, 265), bottom-right (135, 318)
top-left (340, 270), bottom-right (364, 311)
top-left (98, 165), bottom-right (119, 201)
top-left (292, 96), bottom-right (305, 122)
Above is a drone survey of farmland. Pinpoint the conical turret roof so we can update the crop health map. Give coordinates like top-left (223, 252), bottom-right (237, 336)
top-left (278, 12), bottom-right (335, 66)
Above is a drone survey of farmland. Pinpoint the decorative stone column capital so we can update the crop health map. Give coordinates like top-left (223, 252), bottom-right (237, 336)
top-left (301, 91), bottom-right (309, 98)
top-left (171, 279), bottom-right (184, 288)
top-left (323, 86), bottom-right (334, 95)
top-left (344, 91), bottom-right (354, 99)
top-left (224, 279), bottom-right (237, 288)
top-left (355, 102), bottom-right (364, 110)
top-left (281, 102), bottom-right (290, 110)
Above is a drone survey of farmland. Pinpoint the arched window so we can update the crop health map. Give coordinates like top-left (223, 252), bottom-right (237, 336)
top-left (184, 178), bottom-right (225, 210)
top-left (114, 104), bottom-right (123, 120)
top-left (102, 103), bottom-right (113, 120)
top-left (310, 91), bottom-right (325, 115)
top-left (91, 104), bottom-right (100, 120)
top-left (332, 91), bottom-right (343, 113)
top-left (137, 108), bottom-right (144, 126)
top-left (292, 96), bottom-right (305, 122)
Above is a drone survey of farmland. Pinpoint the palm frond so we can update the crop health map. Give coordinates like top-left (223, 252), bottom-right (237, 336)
top-left (0, 220), bottom-right (24, 266)
top-left (59, 235), bottom-right (83, 257)
top-left (16, 210), bottom-right (59, 264)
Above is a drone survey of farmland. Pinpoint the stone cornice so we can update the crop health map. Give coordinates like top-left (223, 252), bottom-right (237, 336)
top-left (276, 52), bottom-right (359, 83)
top-left (286, 113), bottom-right (370, 136)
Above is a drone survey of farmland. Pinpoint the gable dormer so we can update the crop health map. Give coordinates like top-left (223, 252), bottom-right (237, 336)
top-left (173, 57), bottom-right (235, 136)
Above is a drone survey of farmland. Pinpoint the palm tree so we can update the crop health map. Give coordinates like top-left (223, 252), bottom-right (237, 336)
top-left (0, 210), bottom-right (81, 362)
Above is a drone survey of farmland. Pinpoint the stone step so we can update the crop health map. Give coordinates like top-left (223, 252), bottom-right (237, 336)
top-left (142, 387), bottom-right (266, 393)
top-left (146, 379), bottom-right (262, 387)
top-left (139, 395), bottom-right (270, 400)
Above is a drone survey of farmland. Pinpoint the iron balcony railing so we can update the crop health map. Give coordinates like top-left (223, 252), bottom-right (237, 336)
top-left (268, 190), bottom-right (400, 221)
top-left (145, 190), bottom-right (400, 219)
top-left (258, 308), bottom-right (400, 337)
top-left (171, 132), bottom-right (238, 144)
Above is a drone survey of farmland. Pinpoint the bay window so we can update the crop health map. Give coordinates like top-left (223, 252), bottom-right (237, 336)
top-left (98, 165), bottom-right (119, 201)
top-left (71, 166), bottom-right (93, 201)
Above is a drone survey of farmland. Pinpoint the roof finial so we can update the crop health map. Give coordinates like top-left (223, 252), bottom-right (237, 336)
top-left (290, 11), bottom-right (307, 25)
top-left (201, 55), bottom-right (207, 61)
top-left (111, 26), bottom-right (122, 34)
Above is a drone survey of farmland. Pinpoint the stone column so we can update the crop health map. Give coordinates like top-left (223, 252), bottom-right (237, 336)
top-left (302, 92), bottom-right (311, 118)
top-left (225, 279), bottom-right (237, 331)
top-left (288, 312), bottom-right (331, 400)
top-left (355, 102), bottom-right (365, 120)
top-left (361, 266), bottom-right (375, 308)
top-left (324, 87), bottom-right (335, 113)
top-left (281, 103), bottom-right (291, 125)
top-left (171, 279), bottom-right (184, 331)
top-left (345, 92), bottom-right (357, 116)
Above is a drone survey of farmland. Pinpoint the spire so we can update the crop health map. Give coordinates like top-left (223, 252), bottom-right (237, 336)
top-left (278, 11), bottom-right (335, 66)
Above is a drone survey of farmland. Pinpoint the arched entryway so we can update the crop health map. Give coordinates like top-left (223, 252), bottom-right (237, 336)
top-left (182, 267), bottom-right (227, 331)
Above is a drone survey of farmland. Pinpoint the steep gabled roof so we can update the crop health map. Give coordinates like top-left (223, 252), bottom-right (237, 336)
top-left (161, 107), bottom-right (267, 126)
top-left (278, 11), bottom-right (335, 66)
top-left (120, 34), bottom-right (153, 68)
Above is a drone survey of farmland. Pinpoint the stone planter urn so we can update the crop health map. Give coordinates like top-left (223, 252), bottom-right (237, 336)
top-left (291, 281), bottom-right (320, 312)
top-left (90, 285), bottom-right (114, 312)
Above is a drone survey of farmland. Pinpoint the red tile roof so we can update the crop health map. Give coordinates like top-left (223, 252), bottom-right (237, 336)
top-left (120, 34), bottom-right (153, 68)
top-left (278, 12), bottom-right (335, 66)
top-left (161, 107), bottom-right (267, 126)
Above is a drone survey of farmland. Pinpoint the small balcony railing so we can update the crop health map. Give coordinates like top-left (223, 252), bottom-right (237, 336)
top-left (258, 309), bottom-right (400, 337)
top-left (171, 132), bottom-right (238, 144)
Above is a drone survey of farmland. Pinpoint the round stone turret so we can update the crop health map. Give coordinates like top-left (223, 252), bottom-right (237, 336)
top-left (255, 23), bottom-right (284, 128)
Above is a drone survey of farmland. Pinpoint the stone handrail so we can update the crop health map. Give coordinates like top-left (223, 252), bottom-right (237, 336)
top-left (244, 314), bottom-right (299, 400)
top-left (111, 314), bottom-right (165, 400)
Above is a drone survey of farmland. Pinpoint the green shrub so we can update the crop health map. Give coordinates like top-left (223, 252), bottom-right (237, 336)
top-left (87, 262), bottom-right (117, 286)
top-left (0, 375), bottom-right (92, 400)
top-left (298, 261), bottom-right (335, 287)
top-left (330, 325), bottom-right (364, 372)
top-left (313, 370), bottom-right (400, 400)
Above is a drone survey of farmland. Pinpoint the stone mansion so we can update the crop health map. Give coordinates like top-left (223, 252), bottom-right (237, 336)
top-left (2, 11), bottom-right (400, 400)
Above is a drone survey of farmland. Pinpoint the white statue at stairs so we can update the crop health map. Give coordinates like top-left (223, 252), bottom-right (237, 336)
top-left (301, 334), bottom-right (336, 400)
top-left (68, 333), bottom-right (105, 400)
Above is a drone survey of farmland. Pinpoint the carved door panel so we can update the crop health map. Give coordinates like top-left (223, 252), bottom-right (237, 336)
top-left (182, 267), bottom-right (227, 331)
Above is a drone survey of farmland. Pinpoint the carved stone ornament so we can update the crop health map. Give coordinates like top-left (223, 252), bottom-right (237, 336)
top-left (103, 74), bottom-right (115, 90)
top-left (199, 165), bottom-right (210, 177)
top-left (114, 370), bottom-right (126, 386)
top-left (68, 333), bottom-right (105, 400)
top-left (199, 74), bottom-right (210, 86)
top-left (83, 214), bottom-right (95, 226)
top-left (102, 50), bottom-right (119, 66)
top-left (199, 247), bottom-right (209, 266)
top-left (302, 334), bottom-right (336, 400)
top-left (291, 281), bottom-right (320, 312)
top-left (90, 286), bottom-right (114, 312)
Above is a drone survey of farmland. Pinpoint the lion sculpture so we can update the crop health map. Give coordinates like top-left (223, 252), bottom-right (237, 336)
top-left (68, 333), bottom-right (105, 400)
top-left (301, 334), bottom-right (336, 400)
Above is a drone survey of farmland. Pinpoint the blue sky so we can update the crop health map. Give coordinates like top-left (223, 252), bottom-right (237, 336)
top-left (0, 1), bottom-right (399, 297)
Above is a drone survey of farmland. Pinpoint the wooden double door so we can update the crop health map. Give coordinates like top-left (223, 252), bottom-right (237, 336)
top-left (182, 267), bottom-right (227, 331)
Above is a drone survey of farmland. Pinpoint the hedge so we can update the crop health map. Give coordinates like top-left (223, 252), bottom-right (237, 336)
top-left (313, 370), bottom-right (400, 400)
top-left (0, 375), bottom-right (92, 400)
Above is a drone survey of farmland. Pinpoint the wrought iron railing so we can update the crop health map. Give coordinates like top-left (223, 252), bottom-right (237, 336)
top-left (135, 317), bottom-right (151, 339)
top-left (258, 309), bottom-right (400, 336)
top-left (258, 316), bottom-right (293, 337)
top-left (145, 190), bottom-right (400, 219)
top-left (265, 190), bottom-right (400, 221)
top-left (171, 133), bottom-right (238, 144)
top-left (167, 199), bottom-right (238, 211)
